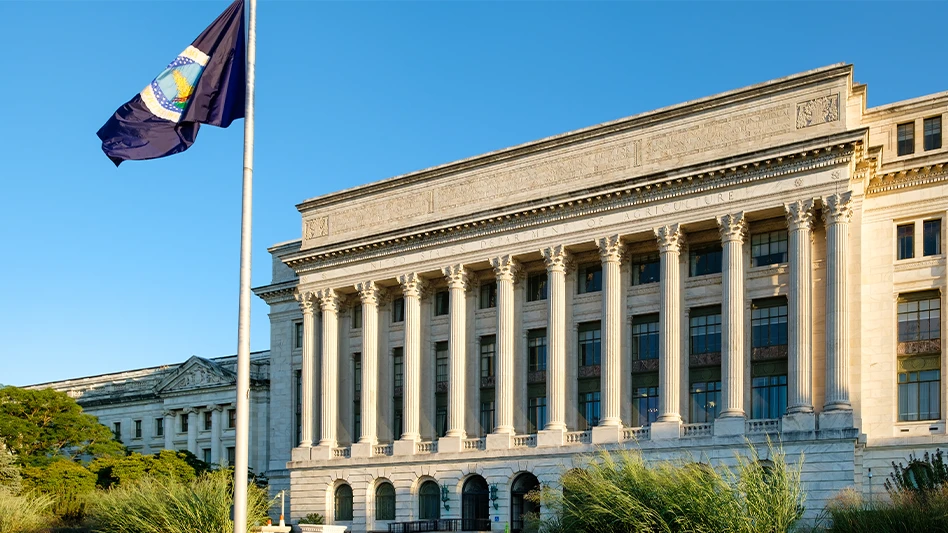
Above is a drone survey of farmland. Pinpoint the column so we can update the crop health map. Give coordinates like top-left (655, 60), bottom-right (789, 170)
top-left (439, 265), bottom-right (470, 452)
top-left (538, 245), bottom-right (570, 447)
top-left (394, 273), bottom-right (426, 455)
top-left (715, 213), bottom-right (747, 436)
top-left (209, 405), bottom-right (222, 465)
top-left (489, 256), bottom-right (519, 448)
top-left (316, 288), bottom-right (341, 454)
top-left (163, 410), bottom-right (174, 450)
top-left (186, 408), bottom-right (198, 453)
top-left (822, 191), bottom-right (854, 428)
top-left (295, 291), bottom-right (317, 448)
top-left (784, 199), bottom-right (816, 431)
top-left (592, 235), bottom-right (624, 443)
top-left (652, 224), bottom-right (683, 439)
top-left (351, 282), bottom-right (383, 458)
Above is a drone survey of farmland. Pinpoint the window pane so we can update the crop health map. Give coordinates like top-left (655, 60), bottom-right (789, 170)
top-left (690, 245), bottom-right (723, 276)
top-left (527, 273), bottom-right (548, 302)
top-left (579, 265), bottom-right (602, 293)
top-left (631, 253), bottom-right (660, 285)
top-left (898, 122), bottom-right (915, 156)
top-left (898, 224), bottom-right (915, 260)
top-left (924, 117), bottom-right (942, 151)
top-left (751, 230), bottom-right (789, 267)
top-left (924, 220), bottom-right (942, 256)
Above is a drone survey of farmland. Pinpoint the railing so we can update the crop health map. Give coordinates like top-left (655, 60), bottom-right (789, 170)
top-left (681, 423), bottom-right (713, 437)
top-left (622, 427), bottom-right (650, 441)
top-left (463, 437), bottom-right (486, 451)
top-left (416, 441), bottom-right (437, 454)
top-left (512, 434), bottom-right (537, 448)
top-left (374, 444), bottom-right (394, 456)
top-left (388, 518), bottom-right (491, 532)
top-left (332, 446), bottom-right (351, 458)
top-left (746, 418), bottom-right (781, 434)
top-left (565, 430), bottom-right (591, 444)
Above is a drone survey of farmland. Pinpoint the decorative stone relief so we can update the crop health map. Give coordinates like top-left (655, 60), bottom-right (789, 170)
top-left (716, 212), bottom-right (748, 243)
top-left (796, 94), bottom-right (839, 129)
top-left (304, 217), bottom-right (329, 240)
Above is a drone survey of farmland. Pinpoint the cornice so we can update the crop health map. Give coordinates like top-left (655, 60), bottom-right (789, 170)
top-left (252, 280), bottom-right (298, 305)
top-left (285, 137), bottom-right (862, 277)
top-left (866, 162), bottom-right (948, 196)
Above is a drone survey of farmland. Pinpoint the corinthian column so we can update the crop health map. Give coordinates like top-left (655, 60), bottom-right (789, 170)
top-left (209, 405), bottom-right (223, 465)
top-left (356, 282), bottom-right (384, 446)
top-left (716, 213), bottom-right (747, 435)
top-left (785, 199), bottom-right (815, 420)
top-left (537, 245), bottom-right (570, 447)
top-left (317, 288), bottom-right (341, 450)
top-left (395, 274), bottom-right (426, 454)
top-left (295, 291), bottom-right (317, 447)
top-left (822, 191), bottom-right (854, 421)
top-left (186, 408), bottom-right (198, 453)
top-left (441, 265), bottom-right (471, 450)
top-left (162, 410), bottom-right (174, 450)
top-left (490, 255), bottom-right (520, 438)
top-left (597, 235), bottom-right (624, 428)
top-left (652, 225), bottom-right (683, 439)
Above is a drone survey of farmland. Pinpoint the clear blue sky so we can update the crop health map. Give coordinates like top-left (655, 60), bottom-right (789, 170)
top-left (1, 1), bottom-right (946, 386)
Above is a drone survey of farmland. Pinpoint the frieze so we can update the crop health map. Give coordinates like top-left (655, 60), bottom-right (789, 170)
top-left (304, 217), bottom-right (329, 240)
top-left (796, 94), bottom-right (839, 129)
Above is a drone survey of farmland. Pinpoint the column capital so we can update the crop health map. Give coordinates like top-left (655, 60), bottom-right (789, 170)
top-left (355, 281), bottom-right (385, 305)
top-left (316, 288), bottom-right (342, 313)
top-left (597, 235), bottom-right (625, 263)
top-left (716, 212), bottom-right (748, 243)
top-left (442, 264), bottom-right (473, 291)
top-left (295, 291), bottom-right (316, 314)
top-left (490, 255), bottom-right (521, 282)
top-left (397, 273), bottom-right (427, 298)
top-left (541, 245), bottom-right (573, 273)
top-left (785, 199), bottom-right (816, 230)
top-left (822, 191), bottom-right (854, 225)
top-left (653, 224), bottom-right (684, 253)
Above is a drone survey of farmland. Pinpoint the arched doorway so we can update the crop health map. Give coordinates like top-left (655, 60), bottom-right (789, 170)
top-left (511, 473), bottom-right (540, 533)
top-left (462, 475), bottom-right (490, 531)
top-left (419, 480), bottom-right (441, 520)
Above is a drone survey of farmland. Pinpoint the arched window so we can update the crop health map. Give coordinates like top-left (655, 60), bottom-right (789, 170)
top-left (419, 480), bottom-right (440, 520)
top-left (376, 482), bottom-right (396, 521)
top-left (335, 484), bottom-right (353, 521)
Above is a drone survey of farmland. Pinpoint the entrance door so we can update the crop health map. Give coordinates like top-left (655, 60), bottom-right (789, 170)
top-left (511, 473), bottom-right (540, 533)
top-left (461, 475), bottom-right (490, 531)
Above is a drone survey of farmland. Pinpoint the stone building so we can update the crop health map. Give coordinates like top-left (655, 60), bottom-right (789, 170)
top-left (253, 63), bottom-right (948, 532)
top-left (27, 352), bottom-right (272, 476)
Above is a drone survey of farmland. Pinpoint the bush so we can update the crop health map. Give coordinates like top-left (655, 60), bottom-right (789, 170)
top-left (86, 469), bottom-right (271, 533)
top-left (22, 459), bottom-right (95, 524)
top-left (89, 450), bottom-right (207, 489)
top-left (0, 490), bottom-right (53, 533)
top-left (298, 513), bottom-right (324, 525)
top-left (824, 486), bottom-right (948, 532)
top-left (0, 440), bottom-right (22, 495)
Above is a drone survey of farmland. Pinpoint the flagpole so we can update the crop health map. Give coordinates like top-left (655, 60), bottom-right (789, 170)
top-left (234, 0), bottom-right (256, 531)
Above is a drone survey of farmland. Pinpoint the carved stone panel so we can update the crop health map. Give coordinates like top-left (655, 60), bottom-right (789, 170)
top-left (796, 94), bottom-right (839, 129)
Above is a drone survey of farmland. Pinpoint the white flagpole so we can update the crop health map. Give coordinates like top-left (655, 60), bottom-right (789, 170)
top-left (234, 0), bottom-right (256, 531)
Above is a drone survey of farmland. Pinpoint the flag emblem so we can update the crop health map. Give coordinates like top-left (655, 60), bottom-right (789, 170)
top-left (140, 46), bottom-right (209, 122)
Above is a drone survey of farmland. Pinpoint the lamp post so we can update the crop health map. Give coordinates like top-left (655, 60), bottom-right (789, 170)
top-left (441, 485), bottom-right (450, 511)
top-left (489, 484), bottom-right (499, 510)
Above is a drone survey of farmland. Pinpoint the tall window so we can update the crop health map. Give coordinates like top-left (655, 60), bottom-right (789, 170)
top-left (899, 369), bottom-right (940, 422)
top-left (353, 354), bottom-right (362, 442)
top-left (228, 408), bottom-right (236, 429)
top-left (434, 290), bottom-right (449, 316)
top-left (752, 298), bottom-right (788, 349)
top-left (527, 329), bottom-right (547, 372)
top-left (578, 322), bottom-right (601, 367)
top-left (690, 379), bottom-right (721, 423)
top-left (392, 297), bottom-right (405, 323)
top-left (335, 484), bottom-right (354, 521)
top-left (376, 483), bottom-right (396, 521)
top-left (435, 342), bottom-right (449, 385)
top-left (134, 420), bottom-right (142, 439)
top-left (690, 243), bottom-right (723, 276)
top-left (294, 322), bottom-right (303, 350)
top-left (924, 220), bottom-right (942, 256)
top-left (480, 400), bottom-right (495, 435)
top-left (689, 307), bottom-right (722, 355)
top-left (578, 391), bottom-right (600, 430)
top-left (898, 292), bottom-right (941, 342)
top-left (898, 122), bottom-right (915, 156)
top-left (479, 283), bottom-right (497, 309)
top-left (631, 253), bottom-right (660, 285)
top-left (351, 304), bottom-right (362, 329)
top-left (204, 411), bottom-right (212, 431)
top-left (527, 272), bottom-right (548, 302)
top-left (924, 116), bottom-right (942, 151)
top-left (898, 223), bottom-right (915, 260)
top-left (631, 314), bottom-right (659, 361)
top-left (113, 422), bottom-right (121, 442)
top-left (632, 378), bottom-right (659, 428)
top-left (480, 336), bottom-right (496, 380)
top-left (419, 481), bottom-right (441, 520)
top-left (527, 395), bottom-right (547, 433)
top-left (203, 448), bottom-right (211, 464)
top-left (751, 230), bottom-right (788, 266)
top-left (180, 413), bottom-right (188, 433)
top-left (752, 374), bottom-right (787, 419)
top-left (227, 446), bottom-right (236, 466)
top-left (393, 347), bottom-right (404, 439)
top-left (435, 403), bottom-right (447, 438)
top-left (578, 264), bottom-right (602, 293)
top-left (155, 417), bottom-right (164, 438)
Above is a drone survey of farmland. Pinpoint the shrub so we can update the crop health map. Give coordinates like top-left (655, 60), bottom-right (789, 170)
top-left (298, 513), bottom-right (324, 525)
top-left (0, 440), bottom-right (22, 495)
top-left (0, 490), bottom-right (53, 533)
top-left (89, 450), bottom-right (205, 489)
top-left (86, 469), bottom-right (271, 533)
top-left (21, 458), bottom-right (95, 524)
top-left (824, 486), bottom-right (948, 532)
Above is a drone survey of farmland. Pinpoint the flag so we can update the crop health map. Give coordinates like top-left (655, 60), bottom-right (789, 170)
top-left (97, 0), bottom-right (246, 166)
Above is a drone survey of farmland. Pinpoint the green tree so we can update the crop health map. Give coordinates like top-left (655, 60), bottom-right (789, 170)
top-left (0, 386), bottom-right (124, 466)
top-left (0, 439), bottom-right (22, 495)
top-left (90, 449), bottom-right (210, 489)
top-left (22, 457), bottom-right (96, 523)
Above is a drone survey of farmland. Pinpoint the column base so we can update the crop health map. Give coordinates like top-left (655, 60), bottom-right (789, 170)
top-left (591, 425), bottom-right (622, 444)
top-left (393, 438), bottom-right (417, 456)
top-left (438, 435), bottom-right (464, 453)
top-left (782, 411), bottom-right (816, 433)
top-left (311, 444), bottom-right (334, 460)
top-left (713, 417), bottom-right (746, 437)
top-left (537, 428), bottom-right (566, 447)
top-left (819, 409), bottom-right (854, 430)
top-left (650, 420), bottom-right (681, 440)
top-left (486, 433), bottom-right (512, 450)
top-left (350, 442), bottom-right (374, 458)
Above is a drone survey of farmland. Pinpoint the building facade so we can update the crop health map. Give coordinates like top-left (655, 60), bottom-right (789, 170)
top-left (252, 63), bottom-right (948, 532)
top-left (27, 352), bottom-right (272, 476)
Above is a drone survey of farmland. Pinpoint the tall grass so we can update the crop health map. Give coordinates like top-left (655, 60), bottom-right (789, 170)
top-left (0, 490), bottom-right (53, 533)
top-left (824, 486), bottom-right (948, 532)
top-left (536, 441), bottom-right (804, 533)
top-left (86, 469), bottom-right (271, 533)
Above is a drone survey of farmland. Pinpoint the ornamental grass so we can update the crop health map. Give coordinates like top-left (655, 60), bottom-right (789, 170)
top-left (0, 490), bottom-right (53, 533)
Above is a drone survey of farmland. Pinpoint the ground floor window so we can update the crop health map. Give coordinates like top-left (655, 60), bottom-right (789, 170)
top-left (631, 373), bottom-right (658, 427)
top-left (898, 354), bottom-right (941, 421)
top-left (419, 481), bottom-right (440, 520)
top-left (335, 484), bottom-right (353, 521)
top-left (751, 361), bottom-right (787, 419)
top-left (376, 482), bottom-right (396, 520)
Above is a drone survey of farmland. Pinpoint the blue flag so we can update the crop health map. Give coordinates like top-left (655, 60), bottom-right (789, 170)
top-left (97, 0), bottom-right (246, 166)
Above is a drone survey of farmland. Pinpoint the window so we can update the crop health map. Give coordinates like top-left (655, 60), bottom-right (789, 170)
top-left (898, 122), bottom-right (915, 156)
top-left (352, 304), bottom-right (362, 329)
top-left (376, 483), bottom-right (396, 521)
top-left (335, 484), bottom-right (354, 521)
top-left (393, 347), bottom-right (404, 390)
top-left (419, 481), bottom-right (441, 520)
top-left (134, 420), bottom-right (142, 439)
top-left (435, 342), bottom-right (449, 384)
top-left (480, 336), bottom-right (496, 380)
top-left (393, 404), bottom-right (403, 440)
top-left (631, 314), bottom-right (659, 361)
top-left (690, 243), bottom-right (722, 276)
top-left (155, 417), bottom-right (164, 438)
top-left (480, 400), bottom-right (495, 435)
top-left (203, 411), bottom-right (212, 431)
top-left (113, 422), bottom-right (122, 442)
top-left (924, 116), bottom-right (942, 151)
top-left (578, 391), bottom-right (601, 430)
top-left (631, 253), bottom-right (660, 285)
top-left (578, 322), bottom-right (601, 367)
top-left (690, 307), bottom-right (722, 355)
top-left (898, 223), bottom-right (915, 260)
top-left (690, 380), bottom-right (722, 423)
top-left (751, 230), bottom-right (788, 266)
top-left (899, 367), bottom-right (941, 421)
top-left (751, 367), bottom-right (787, 420)
top-left (294, 322), bottom-right (303, 349)
top-left (924, 220), bottom-right (942, 256)
top-left (228, 409), bottom-right (236, 429)
top-left (527, 329), bottom-right (547, 372)
top-left (353, 354), bottom-right (362, 442)
top-left (202, 448), bottom-right (211, 464)
top-left (180, 413), bottom-right (188, 433)
top-left (392, 297), bottom-right (405, 323)
top-left (226, 446), bottom-right (236, 466)
top-left (435, 403), bottom-right (447, 438)
top-left (527, 272), bottom-right (548, 301)
top-left (632, 383), bottom-right (659, 428)
top-left (527, 395), bottom-right (547, 433)
top-left (578, 264), bottom-right (602, 293)
top-left (434, 290), bottom-right (449, 316)
top-left (898, 292), bottom-right (941, 342)
top-left (752, 298), bottom-right (788, 348)
top-left (479, 282), bottom-right (497, 309)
